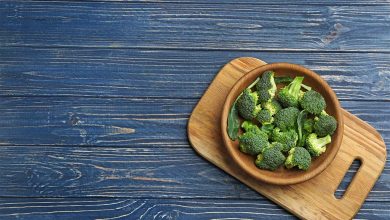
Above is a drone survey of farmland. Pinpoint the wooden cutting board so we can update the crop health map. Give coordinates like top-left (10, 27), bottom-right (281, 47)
top-left (187, 57), bottom-right (387, 220)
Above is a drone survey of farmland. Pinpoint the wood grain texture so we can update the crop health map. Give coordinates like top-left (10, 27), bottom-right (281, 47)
top-left (0, 97), bottom-right (388, 147)
top-left (1, 0), bottom-right (389, 219)
top-left (0, 97), bottom-right (192, 146)
top-left (42, 0), bottom-right (390, 5)
top-left (1, 47), bottom-right (389, 100)
top-left (0, 198), bottom-right (389, 220)
top-left (2, 2), bottom-right (390, 51)
top-left (220, 62), bottom-right (344, 185)
top-left (0, 112), bottom-right (387, 200)
top-left (188, 57), bottom-right (387, 219)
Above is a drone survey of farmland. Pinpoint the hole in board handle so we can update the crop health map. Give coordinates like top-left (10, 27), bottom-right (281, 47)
top-left (334, 159), bottom-right (362, 199)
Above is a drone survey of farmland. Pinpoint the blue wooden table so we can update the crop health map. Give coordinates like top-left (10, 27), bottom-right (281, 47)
top-left (0, 1), bottom-right (389, 219)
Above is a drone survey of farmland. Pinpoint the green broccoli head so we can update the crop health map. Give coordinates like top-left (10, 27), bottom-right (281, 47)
top-left (274, 107), bottom-right (300, 131)
top-left (303, 118), bottom-right (314, 133)
top-left (313, 114), bottom-right (337, 137)
top-left (241, 121), bottom-right (261, 133)
top-left (238, 130), bottom-right (269, 155)
top-left (262, 99), bottom-right (282, 116)
top-left (236, 88), bottom-right (261, 120)
top-left (285, 147), bottom-right (311, 170)
top-left (256, 109), bottom-right (274, 125)
top-left (255, 143), bottom-right (286, 171)
top-left (268, 142), bottom-right (284, 152)
top-left (300, 90), bottom-right (326, 115)
top-left (260, 124), bottom-right (275, 137)
top-left (271, 127), bottom-right (298, 152)
top-left (256, 71), bottom-right (277, 103)
top-left (306, 133), bottom-right (331, 157)
top-left (278, 76), bottom-right (304, 108)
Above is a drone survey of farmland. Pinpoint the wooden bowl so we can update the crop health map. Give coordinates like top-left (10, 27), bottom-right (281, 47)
top-left (221, 63), bottom-right (344, 185)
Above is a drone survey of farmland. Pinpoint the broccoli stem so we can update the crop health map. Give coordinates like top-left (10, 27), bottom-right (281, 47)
top-left (248, 77), bottom-right (259, 90)
top-left (314, 135), bottom-right (331, 147)
top-left (274, 76), bottom-right (311, 90)
top-left (288, 76), bottom-right (304, 96)
top-left (301, 84), bottom-right (312, 91)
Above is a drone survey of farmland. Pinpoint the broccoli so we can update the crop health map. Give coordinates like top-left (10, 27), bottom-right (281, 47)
top-left (256, 71), bottom-right (277, 103)
top-left (303, 118), bottom-right (314, 133)
top-left (241, 120), bottom-right (273, 139)
top-left (268, 142), bottom-right (285, 152)
top-left (300, 90), bottom-right (326, 115)
top-left (241, 121), bottom-right (261, 133)
top-left (271, 127), bottom-right (298, 152)
top-left (278, 76), bottom-right (304, 108)
top-left (260, 124), bottom-right (275, 137)
top-left (298, 90), bottom-right (305, 107)
top-left (256, 109), bottom-right (273, 125)
top-left (238, 130), bottom-right (269, 155)
top-left (262, 99), bottom-right (282, 116)
top-left (255, 142), bottom-right (286, 171)
top-left (274, 107), bottom-right (300, 131)
top-left (236, 88), bottom-right (261, 120)
top-left (285, 147), bottom-right (311, 170)
top-left (306, 133), bottom-right (331, 157)
top-left (313, 114), bottom-right (337, 137)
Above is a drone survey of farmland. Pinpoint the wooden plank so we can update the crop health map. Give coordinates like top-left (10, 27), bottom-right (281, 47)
top-left (0, 97), bottom-right (388, 146)
top-left (2, 2), bottom-right (390, 51)
top-left (1, 48), bottom-right (389, 100)
top-left (0, 145), bottom-right (388, 200)
top-left (0, 97), bottom-right (192, 146)
top-left (51, 1), bottom-right (390, 5)
top-left (0, 198), bottom-right (388, 220)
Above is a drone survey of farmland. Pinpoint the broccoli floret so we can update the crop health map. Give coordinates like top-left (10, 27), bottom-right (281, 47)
top-left (236, 88), bottom-right (261, 120)
top-left (242, 121), bottom-right (274, 139)
top-left (306, 133), bottom-right (331, 157)
top-left (256, 109), bottom-right (273, 125)
top-left (256, 71), bottom-right (277, 103)
top-left (238, 130), bottom-right (269, 155)
top-left (271, 127), bottom-right (298, 152)
top-left (262, 99), bottom-right (282, 116)
top-left (278, 76), bottom-right (304, 108)
top-left (268, 142), bottom-right (284, 152)
top-left (274, 107), bottom-right (300, 131)
top-left (303, 118), bottom-right (314, 133)
top-left (255, 143), bottom-right (286, 171)
top-left (241, 121), bottom-right (261, 133)
top-left (300, 90), bottom-right (326, 115)
top-left (260, 124), bottom-right (275, 137)
top-left (285, 147), bottom-right (311, 170)
top-left (313, 114), bottom-right (337, 137)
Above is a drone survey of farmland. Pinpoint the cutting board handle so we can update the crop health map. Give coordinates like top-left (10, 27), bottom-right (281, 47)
top-left (188, 57), bottom-right (387, 219)
top-left (335, 122), bottom-right (386, 208)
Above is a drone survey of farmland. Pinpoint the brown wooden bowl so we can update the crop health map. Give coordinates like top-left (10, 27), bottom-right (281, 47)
top-left (221, 63), bottom-right (344, 185)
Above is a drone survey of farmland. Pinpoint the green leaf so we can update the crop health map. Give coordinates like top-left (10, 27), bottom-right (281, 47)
top-left (227, 100), bottom-right (240, 140)
top-left (297, 110), bottom-right (308, 147)
top-left (227, 77), bottom-right (258, 141)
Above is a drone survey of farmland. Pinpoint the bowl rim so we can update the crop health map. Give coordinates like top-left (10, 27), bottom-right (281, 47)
top-left (221, 62), bottom-right (344, 185)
